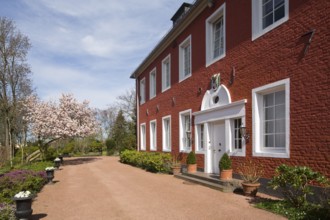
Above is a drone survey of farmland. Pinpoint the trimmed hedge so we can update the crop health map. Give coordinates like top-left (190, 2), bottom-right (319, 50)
top-left (120, 150), bottom-right (172, 173)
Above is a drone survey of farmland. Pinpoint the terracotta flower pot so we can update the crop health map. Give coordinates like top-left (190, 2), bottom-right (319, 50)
top-left (241, 182), bottom-right (261, 197)
top-left (187, 164), bottom-right (197, 173)
top-left (220, 169), bottom-right (233, 180)
top-left (171, 165), bottom-right (181, 175)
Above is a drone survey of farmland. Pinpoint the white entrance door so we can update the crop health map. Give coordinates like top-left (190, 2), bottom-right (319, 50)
top-left (212, 122), bottom-right (225, 174)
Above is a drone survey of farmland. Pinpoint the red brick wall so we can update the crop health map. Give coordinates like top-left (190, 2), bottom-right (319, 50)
top-left (136, 0), bottom-right (330, 178)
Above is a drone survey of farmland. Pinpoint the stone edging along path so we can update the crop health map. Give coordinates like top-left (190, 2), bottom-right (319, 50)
top-left (31, 156), bottom-right (285, 220)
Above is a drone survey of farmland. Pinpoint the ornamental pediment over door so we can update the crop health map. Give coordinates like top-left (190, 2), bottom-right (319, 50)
top-left (201, 84), bottom-right (231, 111)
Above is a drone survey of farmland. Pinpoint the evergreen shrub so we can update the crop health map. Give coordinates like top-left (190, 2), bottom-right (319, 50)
top-left (120, 150), bottom-right (171, 173)
top-left (186, 151), bottom-right (196, 164)
top-left (219, 153), bottom-right (231, 170)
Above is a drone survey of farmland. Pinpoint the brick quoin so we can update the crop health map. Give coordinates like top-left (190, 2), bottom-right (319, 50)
top-left (133, 0), bottom-right (330, 179)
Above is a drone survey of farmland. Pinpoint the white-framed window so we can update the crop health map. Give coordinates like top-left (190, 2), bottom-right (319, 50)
top-left (139, 78), bottom-right (146, 104)
top-left (252, 78), bottom-right (290, 158)
top-left (162, 54), bottom-right (171, 92)
top-left (252, 0), bottom-right (289, 40)
top-left (150, 120), bottom-right (157, 151)
top-left (149, 68), bottom-right (156, 99)
top-left (179, 35), bottom-right (191, 82)
top-left (140, 123), bottom-right (146, 151)
top-left (162, 115), bottom-right (171, 152)
top-left (179, 109), bottom-right (192, 152)
top-left (195, 124), bottom-right (205, 152)
top-left (233, 118), bottom-right (242, 150)
top-left (206, 3), bottom-right (226, 66)
top-left (228, 118), bottom-right (246, 157)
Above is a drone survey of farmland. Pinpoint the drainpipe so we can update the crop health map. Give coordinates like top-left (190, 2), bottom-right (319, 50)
top-left (136, 79), bottom-right (140, 151)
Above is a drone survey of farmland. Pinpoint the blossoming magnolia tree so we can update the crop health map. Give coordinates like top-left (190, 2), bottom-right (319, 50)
top-left (24, 94), bottom-right (98, 158)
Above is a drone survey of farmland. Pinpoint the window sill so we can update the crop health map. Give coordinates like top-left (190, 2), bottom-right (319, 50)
top-left (195, 150), bottom-right (205, 155)
top-left (162, 86), bottom-right (171, 93)
top-left (179, 74), bottom-right (191, 83)
top-left (252, 17), bottom-right (289, 41)
top-left (253, 151), bottom-right (289, 159)
top-left (162, 149), bottom-right (171, 152)
top-left (206, 53), bottom-right (225, 68)
top-left (229, 151), bottom-right (245, 157)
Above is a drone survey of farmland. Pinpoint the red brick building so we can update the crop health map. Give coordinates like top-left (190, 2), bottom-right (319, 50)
top-left (130, 0), bottom-right (330, 178)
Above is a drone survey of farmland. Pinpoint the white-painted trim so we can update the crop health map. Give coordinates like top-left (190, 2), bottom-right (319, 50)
top-left (194, 99), bottom-right (247, 125)
top-left (205, 3), bottom-right (226, 67)
top-left (179, 35), bottom-right (192, 82)
top-left (162, 115), bottom-right (171, 152)
top-left (252, 0), bottom-right (289, 41)
top-left (162, 54), bottom-right (171, 92)
top-left (179, 109), bottom-right (192, 153)
top-left (149, 68), bottom-right (156, 100)
top-left (140, 123), bottom-right (146, 151)
top-left (228, 117), bottom-right (246, 157)
top-left (139, 77), bottom-right (146, 105)
top-left (252, 78), bottom-right (290, 158)
top-left (149, 120), bottom-right (157, 151)
top-left (195, 123), bottom-right (206, 154)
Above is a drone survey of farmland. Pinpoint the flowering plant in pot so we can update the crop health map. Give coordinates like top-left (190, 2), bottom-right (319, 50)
top-left (12, 190), bottom-right (34, 219)
top-left (54, 157), bottom-right (61, 169)
top-left (238, 159), bottom-right (264, 197)
top-left (45, 167), bottom-right (55, 183)
top-left (219, 153), bottom-right (232, 180)
top-left (186, 151), bottom-right (197, 173)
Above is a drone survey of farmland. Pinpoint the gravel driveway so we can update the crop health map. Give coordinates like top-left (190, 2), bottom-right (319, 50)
top-left (31, 156), bottom-right (285, 220)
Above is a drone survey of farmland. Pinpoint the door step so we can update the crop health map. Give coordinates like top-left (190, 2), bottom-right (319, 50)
top-left (174, 172), bottom-right (242, 193)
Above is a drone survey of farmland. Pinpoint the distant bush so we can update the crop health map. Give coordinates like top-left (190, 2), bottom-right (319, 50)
top-left (120, 150), bottom-right (171, 173)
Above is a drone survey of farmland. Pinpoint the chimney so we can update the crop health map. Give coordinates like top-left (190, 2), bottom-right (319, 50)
top-left (170, 3), bottom-right (192, 26)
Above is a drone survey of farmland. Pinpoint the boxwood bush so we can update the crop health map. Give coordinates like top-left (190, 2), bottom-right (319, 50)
top-left (120, 150), bottom-right (171, 173)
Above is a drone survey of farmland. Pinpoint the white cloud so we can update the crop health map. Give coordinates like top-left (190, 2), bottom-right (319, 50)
top-left (1, 0), bottom-right (192, 109)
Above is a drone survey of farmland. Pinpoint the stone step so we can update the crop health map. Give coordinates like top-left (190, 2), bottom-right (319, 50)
top-left (174, 172), bottom-right (242, 193)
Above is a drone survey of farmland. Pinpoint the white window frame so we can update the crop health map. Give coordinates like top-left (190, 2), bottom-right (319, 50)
top-left (150, 120), bottom-right (157, 151)
top-left (162, 115), bottom-right (171, 152)
top-left (252, 0), bottom-right (289, 40)
top-left (179, 35), bottom-right (192, 82)
top-left (252, 78), bottom-right (290, 158)
top-left (205, 3), bottom-right (226, 67)
top-left (140, 123), bottom-right (146, 151)
top-left (179, 109), bottom-right (192, 152)
top-left (228, 118), bottom-right (246, 157)
top-left (162, 54), bottom-right (171, 92)
top-left (149, 68), bottom-right (156, 99)
top-left (139, 77), bottom-right (146, 104)
top-left (195, 123), bottom-right (205, 153)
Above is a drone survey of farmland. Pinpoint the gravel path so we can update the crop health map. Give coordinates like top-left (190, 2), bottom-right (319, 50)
top-left (31, 156), bottom-right (285, 220)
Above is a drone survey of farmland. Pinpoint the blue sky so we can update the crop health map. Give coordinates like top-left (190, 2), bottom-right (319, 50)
top-left (0, 0), bottom-right (192, 109)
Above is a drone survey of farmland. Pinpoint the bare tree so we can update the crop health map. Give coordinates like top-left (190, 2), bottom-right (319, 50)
top-left (97, 105), bottom-right (118, 139)
top-left (116, 87), bottom-right (136, 121)
top-left (0, 17), bottom-right (33, 165)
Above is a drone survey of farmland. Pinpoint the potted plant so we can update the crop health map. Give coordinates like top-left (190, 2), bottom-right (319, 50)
top-left (171, 153), bottom-right (182, 175)
top-left (238, 159), bottom-right (264, 197)
top-left (219, 153), bottom-right (232, 180)
top-left (186, 151), bottom-right (197, 173)
top-left (45, 167), bottom-right (55, 184)
top-left (12, 190), bottom-right (34, 220)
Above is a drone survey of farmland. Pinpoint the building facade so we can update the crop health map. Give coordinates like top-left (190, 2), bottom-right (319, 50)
top-left (130, 0), bottom-right (330, 178)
